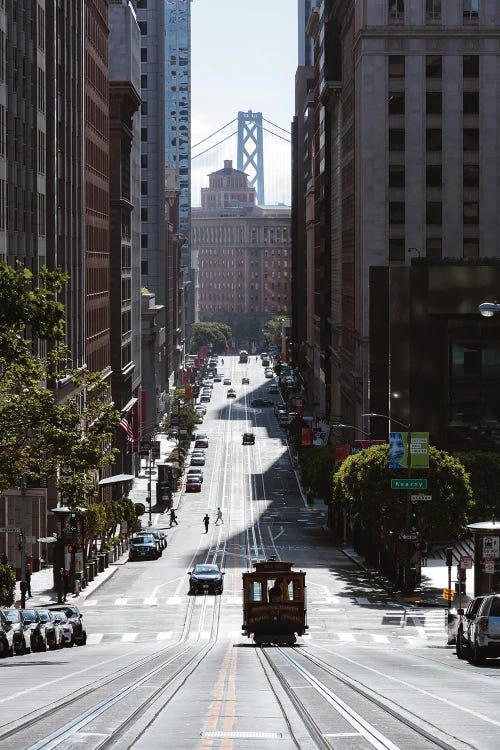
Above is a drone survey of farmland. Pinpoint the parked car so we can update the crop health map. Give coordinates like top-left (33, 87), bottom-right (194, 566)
top-left (242, 432), bottom-right (255, 445)
top-left (187, 467), bottom-right (204, 483)
top-left (0, 610), bottom-right (14, 658)
top-left (242, 377), bottom-right (250, 385)
top-left (134, 530), bottom-right (163, 555)
top-left (194, 404), bottom-right (206, 415)
top-left (1, 608), bottom-right (31, 655)
top-left (213, 374), bottom-right (222, 382)
top-left (456, 596), bottom-right (486, 658)
top-left (190, 451), bottom-right (206, 466)
top-left (223, 378), bottom-right (232, 385)
top-left (467, 593), bottom-right (500, 663)
top-left (129, 534), bottom-right (160, 561)
top-left (36, 608), bottom-right (63, 650)
top-left (21, 608), bottom-right (48, 652)
top-left (251, 398), bottom-right (273, 408)
top-left (194, 439), bottom-right (208, 450)
top-left (51, 610), bottom-right (74, 647)
top-left (194, 433), bottom-right (209, 447)
top-left (200, 394), bottom-right (211, 403)
top-left (262, 358), bottom-right (270, 367)
top-left (267, 384), bottom-right (279, 393)
top-left (186, 476), bottom-right (202, 492)
top-left (227, 388), bottom-right (236, 398)
top-left (49, 605), bottom-right (87, 646)
top-left (188, 564), bottom-right (224, 595)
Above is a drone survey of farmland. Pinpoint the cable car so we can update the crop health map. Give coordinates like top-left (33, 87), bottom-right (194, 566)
top-left (242, 558), bottom-right (307, 645)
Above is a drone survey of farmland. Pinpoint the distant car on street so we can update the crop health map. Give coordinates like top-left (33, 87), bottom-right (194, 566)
top-left (186, 476), bottom-right (202, 492)
top-left (223, 378), bottom-right (232, 385)
top-left (49, 605), bottom-right (87, 646)
top-left (187, 467), bottom-right (204, 483)
top-left (242, 377), bottom-right (250, 385)
top-left (251, 398), bottom-right (273, 408)
top-left (267, 384), bottom-right (279, 393)
top-left (194, 404), bottom-right (206, 415)
top-left (1, 608), bottom-right (31, 655)
top-left (190, 452), bottom-right (206, 466)
top-left (456, 596), bottom-right (485, 659)
top-left (227, 388), bottom-right (236, 398)
top-left (242, 432), bottom-right (255, 445)
top-left (0, 610), bottom-right (15, 658)
top-left (188, 564), bottom-right (224, 595)
top-left (20, 608), bottom-right (48, 652)
top-left (129, 534), bottom-right (160, 561)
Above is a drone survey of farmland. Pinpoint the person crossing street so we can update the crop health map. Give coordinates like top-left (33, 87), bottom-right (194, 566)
top-left (203, 514), bottom-right (210, 533)
top-left (169, 508), bottom-right (178, 527)
top-left (215, 507), bottom-right (224, 525)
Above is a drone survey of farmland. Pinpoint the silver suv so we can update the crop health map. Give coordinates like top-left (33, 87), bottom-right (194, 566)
top-left (456, 595), bottom-right (485, 659)
top-left (467, 593), bottom-right (500, 664)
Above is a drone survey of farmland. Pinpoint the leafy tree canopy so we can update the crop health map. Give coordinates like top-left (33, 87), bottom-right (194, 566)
top-left (263, 315), bottom-right (285, 347)
top-left (453, 451), bottom-right (500, 522)
top-left (332, 444), bottom-right (472, 540)
top-left (190, 322), bottom-right (231, 354)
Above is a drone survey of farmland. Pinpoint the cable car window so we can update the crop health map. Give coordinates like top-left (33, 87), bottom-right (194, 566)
top-left (250, 581), bottom-right (262, 601)
top-left (268, 579), bottom-right (282, 602)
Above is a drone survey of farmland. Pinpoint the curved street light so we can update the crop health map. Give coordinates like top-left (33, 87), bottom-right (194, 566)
top-left (478, 302), bottom-right (500, 318)
top-left (361, 412), bottom-right (410, 430)
top-left (331, 422), bottom-right (371, 438)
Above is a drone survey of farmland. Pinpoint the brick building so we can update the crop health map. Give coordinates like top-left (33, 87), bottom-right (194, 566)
top-left (192, 161), bottom-right (291, 322)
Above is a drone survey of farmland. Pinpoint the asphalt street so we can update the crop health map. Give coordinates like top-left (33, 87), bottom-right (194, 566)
top-left (0, 356), bottom-right (498, 750)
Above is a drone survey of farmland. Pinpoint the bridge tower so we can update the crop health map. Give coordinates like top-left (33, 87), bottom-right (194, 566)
top-left (237, 111), bottom-right (265, 205)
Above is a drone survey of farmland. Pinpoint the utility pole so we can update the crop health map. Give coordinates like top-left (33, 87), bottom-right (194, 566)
top-left (19, 529), bottom-right (27, 608)
top-left (147, 445), bottom-right (152, 526)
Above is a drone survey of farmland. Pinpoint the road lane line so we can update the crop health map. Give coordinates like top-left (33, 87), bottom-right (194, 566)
top-left (121, 633), bottom-right (138, 642)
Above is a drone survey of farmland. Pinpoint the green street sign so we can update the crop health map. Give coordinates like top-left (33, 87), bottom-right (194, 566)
top-left (391, 479), bottom-right (428, 490)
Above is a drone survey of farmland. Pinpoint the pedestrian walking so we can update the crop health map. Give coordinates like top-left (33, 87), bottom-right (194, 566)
top-left (203, 514), bottom-right (210, 533)
top-left (169, 508), bottom-right (178, 527)
top-left (62, 568), bottom-right (69, 602)
top-left (215, 507), bottom-right (224, 525)
top-left (25, 558), bottom-right (32, 597)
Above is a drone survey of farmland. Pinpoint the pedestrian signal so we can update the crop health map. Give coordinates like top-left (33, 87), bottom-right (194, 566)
top-left (68, 512), bottom-right (78, 534)
top-left (67, 543), bottom-right (78, 554)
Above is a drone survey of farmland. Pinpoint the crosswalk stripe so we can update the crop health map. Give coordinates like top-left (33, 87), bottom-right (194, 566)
top-left (83, 600), bottom-right (98, 606)
top-left (167, 597), bottom-right (182, 605)
top-left (144, 596), bottom-right (158, 606)
top-left (86, 633), bottom-right (103, 644)
top-left (370, 634), bottom-right (390, 643)
top-left (121, 632), bottom-right (138, 642)
top-left (115, 598), bottom-right (128, 606)
top-left (156, 632), bottom-right (173, 641)
top-left (337, 632), bottom-right (356, 642)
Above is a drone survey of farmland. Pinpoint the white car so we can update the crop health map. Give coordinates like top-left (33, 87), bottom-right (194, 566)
top-left (190, 452), bottom-right (206, 466)
top-left (194, 405), bottom-right (206, 414)
top-left (187, 468), bottom-right (204, 483)
top-left (223, 378), bottom-right (231, 385)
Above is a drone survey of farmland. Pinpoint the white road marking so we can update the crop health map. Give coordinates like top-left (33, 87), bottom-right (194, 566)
top-left (370, 634), bottom-right (390, 643)
top-left (115, 598), bottom-right (128, 606)
top-left (156, 632), bottom-right (173, 641)
top-left (83, 600), bottom-right (98, 606)
top-left (144, 596), bottom-right (158, 606)
top-left (86, 633), bottom-right (103, 644)
top-left (337, 632), bottom-right (356, 642)
top-left (121, 632), bottom-right (138, 642)
top-left (167, 596), bottom-right (183, 605)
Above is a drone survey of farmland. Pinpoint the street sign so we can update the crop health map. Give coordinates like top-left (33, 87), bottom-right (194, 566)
top-left (401, 532), bottom-right (419, 540)
top-left (482, 536), bottom-right (499, 558)
top-left (391, 479), bottom-right (428, 490)
top-left (0, 527), bottom-right (21, 533)
top-left (460, 555), bottom-right (473, 569)
top-left (442, 587), bottom-right (455, 601)
top-left (484, 557), bottom-right (495, 574)
top-left (151, 441), bottom-right (161, 460)
top-left (410, 493), bottom-right (432, 502)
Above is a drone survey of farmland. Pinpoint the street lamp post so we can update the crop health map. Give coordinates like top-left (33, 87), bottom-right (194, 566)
top-left (51, 506), bottom-right (71, 603)
top-left (478, 302), bottom-right (500, 317)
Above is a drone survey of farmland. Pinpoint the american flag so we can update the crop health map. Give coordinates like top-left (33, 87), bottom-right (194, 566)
top-left (119, 410), bottom-right (134, 443)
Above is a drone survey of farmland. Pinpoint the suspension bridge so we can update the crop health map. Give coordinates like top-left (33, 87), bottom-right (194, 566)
top-left (191, 110), bottom-right (291, 207)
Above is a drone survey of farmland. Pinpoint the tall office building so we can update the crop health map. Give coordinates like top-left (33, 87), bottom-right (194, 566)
top-left (298, 0), bottom-right (317, 66)
top-left (294, 0), bottom-right (500, 450)
top-left (85, 0), bottom-right (111, 376)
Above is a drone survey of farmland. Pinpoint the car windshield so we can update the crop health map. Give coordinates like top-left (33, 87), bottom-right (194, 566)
top-left (133, 535), bottom-right (154, 544)
top-left (37, 611), bottom-right (51, 622)
top-left (2, 609), bottom-right (20, 623)
top-left (21, 610), bottom-right (36, 622)
top-left (195, 565), bottom-right (219, 574)
top-left (490, 597), bottom-right (500, 617)
top-left (57, 612), bottom-right (68, 623)
top-left (61, 607), bottom-right (79, 618)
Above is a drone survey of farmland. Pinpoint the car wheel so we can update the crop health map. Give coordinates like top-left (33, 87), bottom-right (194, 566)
top-left (40, 637), bottom-right (47, 653)
top-left (472, 639), bottom-right (485, 664)
top-left (67, 638), bottom-right (74, 648)
top-left (23, 640), bottom-right (31, 655)
top-left (456, 634), bottom-right (465, 659)
top-left (76, 632), bottom-right (87, 646)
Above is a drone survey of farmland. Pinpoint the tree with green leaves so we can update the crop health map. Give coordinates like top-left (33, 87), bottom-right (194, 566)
top-left (190, 322), bottom-right (231, 354)
top-left (299, 445), bottom-right (336, 501)
top-left (453, 451), bottom-right (500, 522)
top-left (0, 261), bottom-right (120, 503)
top-left (263, 315), bottom-right (285, 347)
top-left (332, 444), bottom-right (472, 541)
top-left (0, 555), bottom-right (16, 606)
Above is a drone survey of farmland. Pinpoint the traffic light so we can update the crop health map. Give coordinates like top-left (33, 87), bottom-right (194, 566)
top-left (455, 566), bottom-right (466, 595)
top-left (67, 543), bottom-right (78, 554)
top-left (409, 505), bottom-right (418, 533)
top-left (445, 547), bottom-right (453, 567)
top-left (68, 511), bottom-right (78, 534)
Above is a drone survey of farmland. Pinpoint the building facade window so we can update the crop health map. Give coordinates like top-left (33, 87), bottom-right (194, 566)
top-left (426, 56), bottom-right (442, 78)
top-left (463, 129), bottom-right (479, 150)
top-left (389, 238), bottom-right (405, 262)
top-left (426, 129), bottom-right (442, 151)
top-left (388, 55), bottom-right (405, 78)
top-left (426, 0), bottom-right (441, 19)
top-left (426, 238), bottom-right (442, 259)
top-left (463, 55), bottom-right (479, 78)
top-left (389, 129), bottom-right (405, 151)
top-left (389, 165), bottom-right (405, 188)
top-left (426, 165), bottom-right (442, 187)
top-left (389, 92), bottom-right (405, 115)
top-left (463, 92), bottom-right (479, 115)
top-left (463, 0), bottom-right (479, 19)
top-left (463, 202), bottom-right (479, 224)
top-left (463, 238), bottom-right (479, 257)
top-left (427, 202), bottom-right (442, 224)
top-left (463, 165), bottom-right (479, 187)
top-left (426, 92), bottom-right (442, 115)
top-left (389, 202), bottom-right (405, 224)
top-left (389, 0), bottom-right (404, 20)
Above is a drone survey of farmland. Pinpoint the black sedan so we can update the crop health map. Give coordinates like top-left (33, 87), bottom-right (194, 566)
top-left (250, 398), bottom-right (273, 408)
top-left (1, 608), bottom-right (31, 655)
top-left (21, 608), bottom-right (48, 652)
top-left (49, 605), bottom-right (87, 646)
top-left (188, 564), bottom-right (224, 595)
top-left (129, 534), bottom-right (160, 560)
top-left (0, 610), bottom-right (15, 658)
top-left (242, 432), bottom-right (255, 445)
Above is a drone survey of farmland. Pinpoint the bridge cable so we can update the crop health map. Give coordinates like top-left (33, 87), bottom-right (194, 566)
top-left (191, 130), bottom-right (238, 160)
top-left (263, 118), bottom-right (292, 136)
top-left (191, 118), bottom-right (238, 150)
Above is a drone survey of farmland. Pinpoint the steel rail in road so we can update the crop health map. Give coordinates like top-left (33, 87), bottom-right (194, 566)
top-left (20, 595), bottom-right (222, 750)
top-left (262, 646), bottom-right (462, 750)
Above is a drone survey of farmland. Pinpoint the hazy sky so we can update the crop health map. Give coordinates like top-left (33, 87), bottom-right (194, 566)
top-left (191, 0), bottom-right (297, 205)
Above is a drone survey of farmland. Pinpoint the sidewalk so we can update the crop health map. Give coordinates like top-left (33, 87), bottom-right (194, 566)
top-left (128, 432), bottom-right (185, 518)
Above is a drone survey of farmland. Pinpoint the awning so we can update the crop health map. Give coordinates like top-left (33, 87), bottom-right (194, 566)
top-left (121, 397), bottom-right (138, 413)
top-left (98, 473), bottom-right (135, 486)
